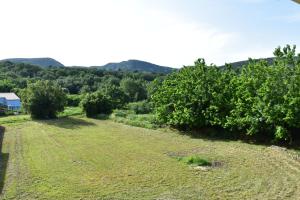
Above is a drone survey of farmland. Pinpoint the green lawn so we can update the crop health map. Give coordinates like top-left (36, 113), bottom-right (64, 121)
top-left (0, 116), bottom-right (300, 199)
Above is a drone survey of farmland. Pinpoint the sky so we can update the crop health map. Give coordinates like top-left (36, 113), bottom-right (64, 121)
top-left (0, 0), bottom-right (299, 67)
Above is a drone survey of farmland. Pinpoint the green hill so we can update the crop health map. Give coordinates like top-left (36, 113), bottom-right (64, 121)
top-left (0, 58), bottom-right (64, 68)
top-left (219, 57), bottom-right (275, 69)
top-left (94, 59), bottom-right (176, 73)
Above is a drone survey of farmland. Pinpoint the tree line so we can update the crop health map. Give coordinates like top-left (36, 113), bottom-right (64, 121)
top-left (0, 61), bottom-right (163, 118)
top-left (152, 45), bottom-right (300, 143)
top-left (0, 61), bottom-right (164, 95)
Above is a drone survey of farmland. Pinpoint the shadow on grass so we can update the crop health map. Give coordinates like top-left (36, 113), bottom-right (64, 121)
top-left (0, 126), bottom-right (8, 194)
top-left (176, 126), bottom-right (300, 150)
top-left (176, 127), bottom-right (239, 143)
top-left (89, 114), bottom-right (110, 120)
top-left (36, 117), bottom-right (96, 129)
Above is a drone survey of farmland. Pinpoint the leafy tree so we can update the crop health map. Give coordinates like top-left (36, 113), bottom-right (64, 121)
top-left (152, 59), bottom-right (234, 128)
top-left (147, 76), bottom-right (166, 98)
top-left (0, 79), bottom-right (15, 92)
top-left (226, 46), bottom-right (300, 142)
top-left (153, 45), bottom-right (300, 143)
top-left (80, 92), bottom-right (113, 117)
top-left (21, 80), bottom-right (67, 119)
top-left (80, 85), bottom-right (93, 94)
top-left (100, 75), bottom-right (121, 86)
top-left (99, 85), bottom-right (129, 109)
top-left (120, 78), bottom-right (147, 102)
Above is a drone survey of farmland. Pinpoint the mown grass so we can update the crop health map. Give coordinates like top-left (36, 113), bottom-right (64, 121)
top-left (0, 107), bottom-right (82, 126)
top-left (0, 115), bottom-right (30, 125)
top-left (0, 116), bottom-right (300, 199)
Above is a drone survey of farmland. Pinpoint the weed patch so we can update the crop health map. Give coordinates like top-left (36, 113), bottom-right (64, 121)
top-left (177, 155), bottom-right (212, 167)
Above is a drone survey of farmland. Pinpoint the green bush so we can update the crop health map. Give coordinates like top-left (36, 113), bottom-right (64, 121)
top-left (81, 91), bottom-right (113, 117)
top-left (127, 101), bottom-right (153, 114)
top-left (21, 80), bottom-right (67, 119)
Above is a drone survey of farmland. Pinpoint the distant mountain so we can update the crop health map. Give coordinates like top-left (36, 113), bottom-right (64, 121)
top-left (94, 59), bottom-right (175, 73)
top-left (219, 57), bottom-right (275, 69)
top-left (0, 58), bottom-right (64, 68)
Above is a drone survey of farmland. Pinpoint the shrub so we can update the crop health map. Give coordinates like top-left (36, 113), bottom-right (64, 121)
top-left (21, 80), bottom-right (67, 119)
top-left (127, 101), bottom-right (153, 114)
top-left (81, 91), bottom-right (113, 117)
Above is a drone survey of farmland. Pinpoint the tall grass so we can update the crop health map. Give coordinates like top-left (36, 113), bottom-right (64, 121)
top-left (110, 109), bottom-right (160, 129)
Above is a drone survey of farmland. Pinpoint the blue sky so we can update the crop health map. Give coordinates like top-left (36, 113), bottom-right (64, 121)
top-left (0, 0), bottom-right (299, 67)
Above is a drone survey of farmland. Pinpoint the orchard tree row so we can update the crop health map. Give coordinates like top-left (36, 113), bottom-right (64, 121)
top-left (152, 45), bottom-right (300, 143)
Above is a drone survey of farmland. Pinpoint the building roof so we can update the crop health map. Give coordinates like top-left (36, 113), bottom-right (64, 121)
top-left (0, 93), bottom-right (20, 100)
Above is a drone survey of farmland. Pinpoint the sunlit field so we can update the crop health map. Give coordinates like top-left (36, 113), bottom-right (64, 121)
top-left (0, 116), bottom-right (299, 199)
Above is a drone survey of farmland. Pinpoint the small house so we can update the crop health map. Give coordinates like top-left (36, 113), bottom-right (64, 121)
top-left (0, 93), bottom-right (21, 111)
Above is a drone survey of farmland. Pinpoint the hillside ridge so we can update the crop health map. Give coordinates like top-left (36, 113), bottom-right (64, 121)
top-left (1, 57), bottom-right (64, 68)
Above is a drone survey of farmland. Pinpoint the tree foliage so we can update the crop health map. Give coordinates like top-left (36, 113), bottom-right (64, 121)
top-left (152, 45), bottom-right (300, 143)
top-left (0, 61), bottom-right (164, 97)
top-left (21, 80), bottom-right (67, 119)
top-left (99, 85), bottom-right (129, 109)
top-left (80, 92), bottom-right (113, 117)
top-left (120, 78), bottom-right (148, 102)
top-left (152, 59), bottom-right (235, 128)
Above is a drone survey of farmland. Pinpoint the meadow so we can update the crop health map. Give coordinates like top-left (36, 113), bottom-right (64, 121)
top-left (0, 115), bottom-right (300, 199)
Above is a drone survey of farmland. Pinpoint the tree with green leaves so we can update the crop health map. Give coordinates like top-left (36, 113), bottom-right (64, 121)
top-left (21, 80), bottom-right (67, 119)
top-left (80, 91), bottom-right (113, 117)
top-left (120, 78), bottom-right (147, 102)
top-left (152, 45), bottom-right (300, 143)
top-left (152, 59), bottom-right (235, 129)
top-left (99, 85), bottom-right (129, 109)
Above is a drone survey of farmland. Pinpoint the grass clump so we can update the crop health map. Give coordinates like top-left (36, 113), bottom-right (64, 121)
top-left (178, 155), bottom-right (212, 166)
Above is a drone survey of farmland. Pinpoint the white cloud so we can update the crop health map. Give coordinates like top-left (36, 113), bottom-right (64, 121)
top-left (0, 0), bottom-right (240, 67)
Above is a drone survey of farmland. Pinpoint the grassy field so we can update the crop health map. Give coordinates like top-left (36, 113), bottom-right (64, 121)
top-left (0, 116), bottom-right (300, 199)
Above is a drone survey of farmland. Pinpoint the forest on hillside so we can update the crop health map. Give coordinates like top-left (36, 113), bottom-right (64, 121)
top-left (0, 61), bottom-right (165, 96)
